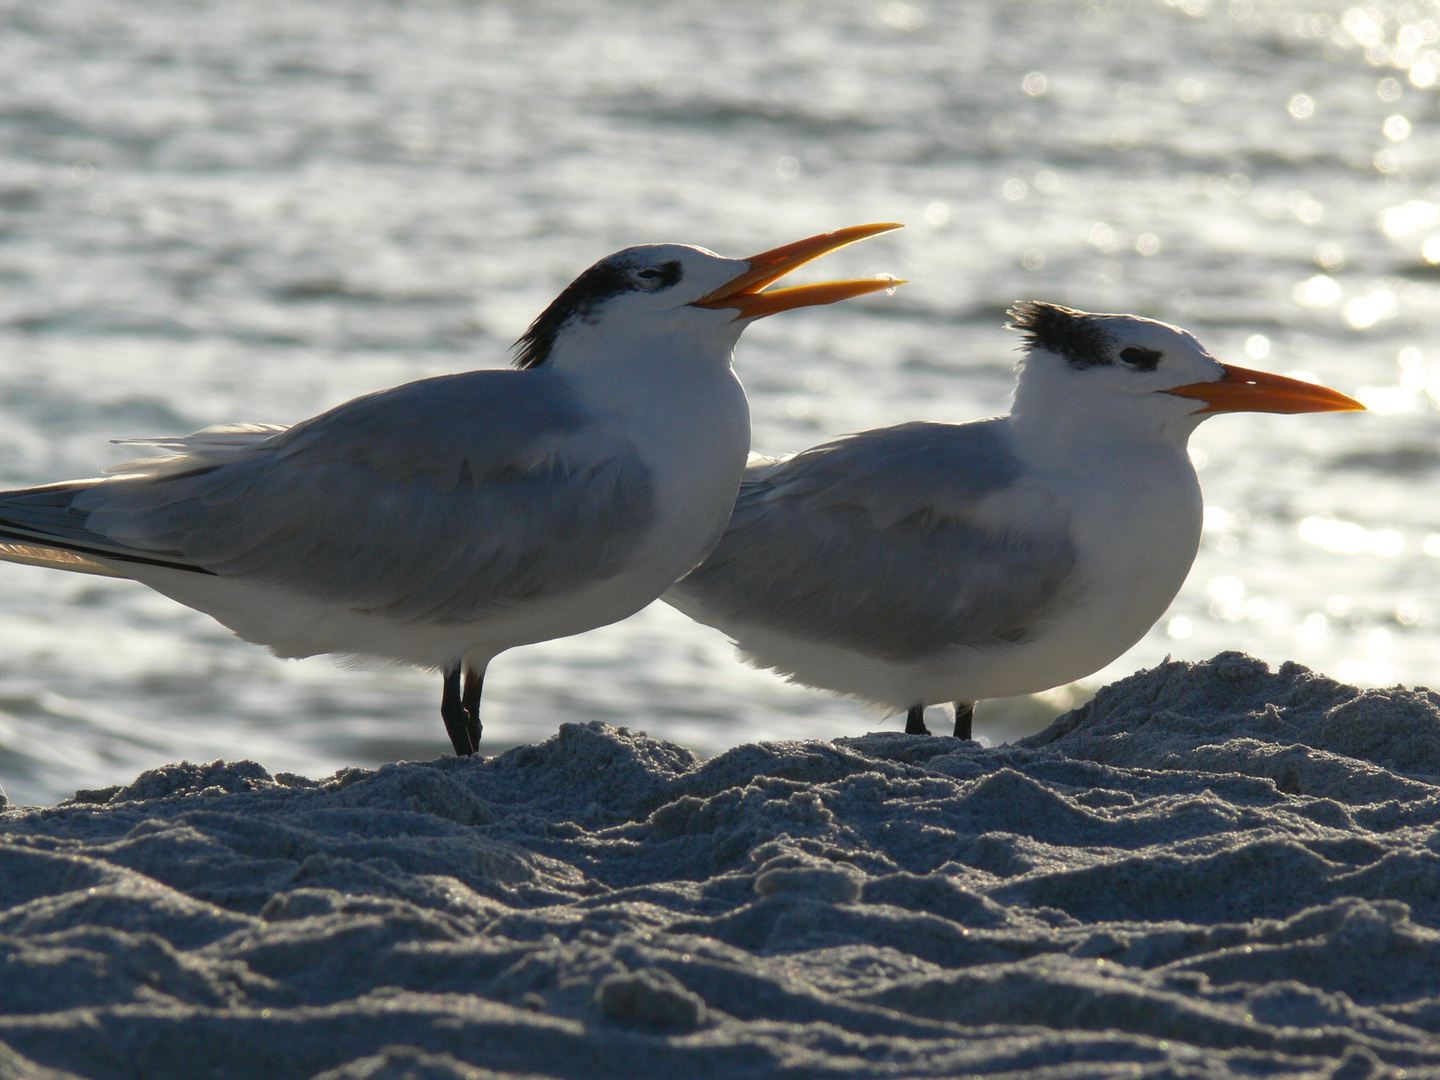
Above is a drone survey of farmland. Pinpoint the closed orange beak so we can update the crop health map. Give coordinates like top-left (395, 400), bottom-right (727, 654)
top-left (1164, 364), bottom-right (1366, 414)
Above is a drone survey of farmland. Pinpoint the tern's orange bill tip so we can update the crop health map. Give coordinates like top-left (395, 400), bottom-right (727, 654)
top-left (1165, 363), bottom-right (1367, 415)
top-left (740, 222), bottom-right (905, 273)
top-left (691, 223), bottom-right (904, 313)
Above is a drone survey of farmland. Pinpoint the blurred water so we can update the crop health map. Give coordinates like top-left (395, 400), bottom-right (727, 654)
top-left (0, 0), bottom-right (1436, 805)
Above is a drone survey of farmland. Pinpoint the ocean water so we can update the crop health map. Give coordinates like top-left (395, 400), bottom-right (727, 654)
top-left (0, 0), bottom-right (1436, 805)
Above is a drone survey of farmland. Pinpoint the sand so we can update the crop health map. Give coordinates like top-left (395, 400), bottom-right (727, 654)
top-left (1, 651), bottom-right (1438, 1079)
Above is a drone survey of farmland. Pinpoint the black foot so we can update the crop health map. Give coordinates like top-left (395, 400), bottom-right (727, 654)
top-left (462, 667), bottom-right (483, 751)
top-left (441, 664), bottom-right (475, 756)
top-left (904, 703), bottom-right (930, 735)
top-left (952, 702), bottom-right (974, 740)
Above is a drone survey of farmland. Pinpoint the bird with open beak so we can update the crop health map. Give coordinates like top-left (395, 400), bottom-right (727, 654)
top-left (0, 224), bottom-right (903, 756)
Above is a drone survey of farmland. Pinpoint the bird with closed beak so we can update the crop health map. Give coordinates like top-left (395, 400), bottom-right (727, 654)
top-left (666, 301), bottom-right (1364, 738)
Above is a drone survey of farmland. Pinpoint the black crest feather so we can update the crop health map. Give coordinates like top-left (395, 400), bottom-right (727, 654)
top-left (1007, 301), bottom-right (1113, 369)
top-left (513, 258), bottom-right (636, 370)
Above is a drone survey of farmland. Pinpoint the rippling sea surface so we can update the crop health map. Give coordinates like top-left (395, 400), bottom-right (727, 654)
top-left (0, 0), bottom-right (1437, 804)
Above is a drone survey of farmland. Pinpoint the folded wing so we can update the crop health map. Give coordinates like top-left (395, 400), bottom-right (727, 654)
top-left (0, 369), bottom-right (655, 625)
top-left (668, 420), bottom-right (1076, 661)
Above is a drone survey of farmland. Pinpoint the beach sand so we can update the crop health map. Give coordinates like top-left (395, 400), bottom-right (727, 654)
top-left (2, 651), bottom-right (1438, 1079)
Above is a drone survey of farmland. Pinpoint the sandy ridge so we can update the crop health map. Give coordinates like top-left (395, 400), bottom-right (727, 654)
top-left (0, 652), bottom-right (1438, 1079)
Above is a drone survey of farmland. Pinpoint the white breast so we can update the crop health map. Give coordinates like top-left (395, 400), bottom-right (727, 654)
top-left (984, 441), bottom-right (1202, 692)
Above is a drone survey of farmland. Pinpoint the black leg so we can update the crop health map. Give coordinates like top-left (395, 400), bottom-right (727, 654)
top-left (952, 702), bottom-right (974, 740)
top-left (440, 663), bottom-right (475, 756)
top-left (904, 703), bottom-right (930, 735)
top-left (462, 666), bottom-right (483, 751)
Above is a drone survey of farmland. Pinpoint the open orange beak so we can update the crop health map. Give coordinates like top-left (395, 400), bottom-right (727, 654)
top-left (1164, 363), bottom-right (1366, 415)
top-left (691, 223), bottom-right (905, 319)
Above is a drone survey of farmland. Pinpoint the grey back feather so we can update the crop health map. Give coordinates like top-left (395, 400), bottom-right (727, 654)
top-left (0, 369), bottom-right (656, 624)
top-left (670, 420), bottom-right (1076, 661)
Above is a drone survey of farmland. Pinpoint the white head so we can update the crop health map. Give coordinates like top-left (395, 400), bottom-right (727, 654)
top-left (514, 225), bottom-right (903, 374)
top-left (1006, 301), bottom-right (1362, 446)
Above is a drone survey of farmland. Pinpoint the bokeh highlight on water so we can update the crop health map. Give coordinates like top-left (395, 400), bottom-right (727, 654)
top-left (0, 0), bottom-right (1436, 804)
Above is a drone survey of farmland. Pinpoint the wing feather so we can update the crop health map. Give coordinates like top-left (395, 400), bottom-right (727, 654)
top-left (0, 369), bottom-right (655, 622)
top-left (669, 419), bottom-right (1076, 661)
top-left (0, 542), bottom-right (125, 577)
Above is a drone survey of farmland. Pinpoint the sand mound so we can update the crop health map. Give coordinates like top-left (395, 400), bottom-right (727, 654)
top-left (1, 653), bottom-right (1438, 1079)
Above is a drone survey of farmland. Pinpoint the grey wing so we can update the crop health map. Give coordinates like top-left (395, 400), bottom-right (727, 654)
top-left (669, 419), bottom-right (1076, 661)
top-left (0, 369), bottom-right (654, 623)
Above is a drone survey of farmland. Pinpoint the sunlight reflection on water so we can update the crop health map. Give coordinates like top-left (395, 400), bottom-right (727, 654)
top-left (0, 0), bottom-right (1438, 803)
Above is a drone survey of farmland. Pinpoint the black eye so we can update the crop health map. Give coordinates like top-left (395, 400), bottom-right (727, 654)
top-left (1120, 346), bottom-right (1162, 371)
top-left (634, 261), bottom-right (683, 291)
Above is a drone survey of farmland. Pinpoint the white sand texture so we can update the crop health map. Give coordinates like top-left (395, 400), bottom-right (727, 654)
top-left (2, 651), bottom-right (1440, 1080)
